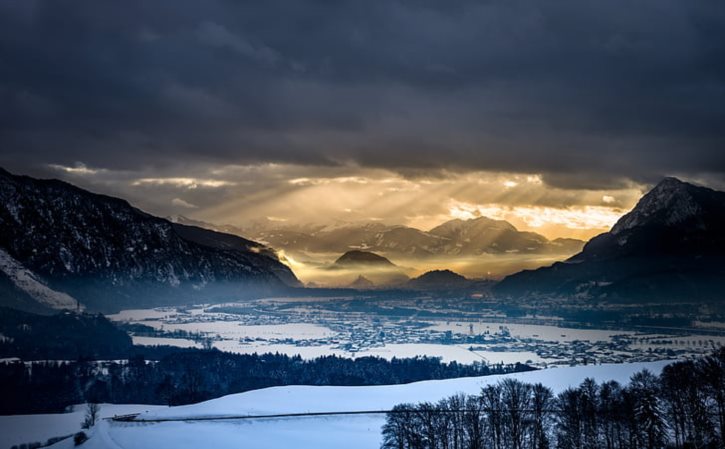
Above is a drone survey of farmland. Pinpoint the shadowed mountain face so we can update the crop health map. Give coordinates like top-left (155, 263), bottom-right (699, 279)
top-left (329, 250), bottom-right (409, 286)
top-left (0, 169), bottom-right (299, 313)
top-left (334, 250), bottom-right (396, 267)
top-left (495, 178), bottom-right (725, 302)
top-left (407, 269), bottom-right (470, 290)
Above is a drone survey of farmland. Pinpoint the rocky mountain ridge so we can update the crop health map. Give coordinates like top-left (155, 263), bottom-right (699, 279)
top-left (174, 215), bottom-right (584, 259)
top-left (0, 168), bottom-right (299, 312)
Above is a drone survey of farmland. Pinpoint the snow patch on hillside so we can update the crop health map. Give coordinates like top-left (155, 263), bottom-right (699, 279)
top-left (0, 248), bottom-right (80, 310)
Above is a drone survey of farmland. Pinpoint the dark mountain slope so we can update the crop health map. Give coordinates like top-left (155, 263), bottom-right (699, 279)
top-left (0, 168), bottom-right (299, 312)
top-left (495, 178), bottom-right (725, 302)
top-left (334, 250), bottom-right (396, 267)
top-left (408, 269), bottom-right (470, 289)
top-left (170, 222), bottom-right (299, 287)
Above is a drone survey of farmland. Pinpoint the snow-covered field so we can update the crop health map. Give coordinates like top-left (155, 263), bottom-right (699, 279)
top-left (111, 306), bottom-right (606, 364)
top-left (0, 248), bottom-right (79, 310)
top-left (131, 336), bottom-right (202, 348)
top-left (203, 342), bottom-right (544, 364)
top-left (14, 361), bottom-right (670, 449)
top-left (346, 343), bottom-right (546, 365)
top-left (427, 321), bottom-right (635, 342)
top-left (0, 404), bottom-right (166, 449)
top-left (143, 321), bottom-right (335, 340)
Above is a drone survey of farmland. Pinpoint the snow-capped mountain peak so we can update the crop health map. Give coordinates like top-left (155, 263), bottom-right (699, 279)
top-left (611, 177), bottom-right (704, 234)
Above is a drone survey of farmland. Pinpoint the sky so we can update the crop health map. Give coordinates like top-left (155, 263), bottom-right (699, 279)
top-left (1, 0), bottom-right (724, 240)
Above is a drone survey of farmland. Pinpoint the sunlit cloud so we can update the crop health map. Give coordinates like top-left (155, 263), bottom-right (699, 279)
top-left (288, 176), bottom-right (375, 186)
top-left (288, 177), bottom-right (316, 186)
top-left (171, 198), bottom-right (198, 209)
top-left (526, 175), bottom-right (543, 185)
top-left (48, 162), bottom-right (103, 175)
top-left (131, 177), bottom-right (235, 189)
top-left (509, 206), bottom-right (624, 230)
top-left (38, 161), bottom-right (643, 242)
top-left (448, 200), bottom-right (625, 232)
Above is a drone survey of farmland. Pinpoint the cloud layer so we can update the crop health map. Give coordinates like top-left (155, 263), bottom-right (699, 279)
top-left (1, 0), bottom-right (724, 187)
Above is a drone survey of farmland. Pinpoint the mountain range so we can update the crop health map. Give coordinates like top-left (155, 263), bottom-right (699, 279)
top-left (3, 168), bottom-right (722, 310)
top-left (0, 168), bottom-right (299, 313)
top-left (172, 215), bottom-right (585, 259)
top-left (495, 178), bottom-right (725, 302)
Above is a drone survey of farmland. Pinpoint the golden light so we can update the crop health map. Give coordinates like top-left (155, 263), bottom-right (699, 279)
top-left (447, 200), bottom-right (626, 239)
top-left (132, 177), bottom-right (235, 189)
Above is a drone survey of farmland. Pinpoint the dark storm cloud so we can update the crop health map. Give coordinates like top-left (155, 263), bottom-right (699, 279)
top-left (1, 0), bottom-right (724, 187)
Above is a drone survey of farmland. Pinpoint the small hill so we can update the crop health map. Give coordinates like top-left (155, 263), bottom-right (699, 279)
top-left (348, 275), bottom-right (375, 289)
top-left (408, 269), bottom-right (470, 289)
top-left (334, 250), bottom-right (396, 267)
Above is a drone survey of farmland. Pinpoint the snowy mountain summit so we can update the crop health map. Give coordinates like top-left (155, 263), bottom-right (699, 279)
top-left (611, 177), bottom-right (712, 234)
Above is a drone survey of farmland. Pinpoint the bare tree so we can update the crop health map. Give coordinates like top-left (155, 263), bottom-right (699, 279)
top-left (579, 378), bottom-right (599, 449)
top-left (463, 394), bottom-right (485, 449)
top-left (556, 388), bottom-right (583, 449)
top-left (481, 384), bottom-right (504, 449)
top-left (530, 383), bottom-right (554, 449)
top-left (81, 403), bottom-right (100, 429)
top-left (598, 381), bottom-right (624, 449)
top-left (382, 404), bottom-right (423, 449)
top-left (500, 378), bottom-right (531, 449)
top-left (628, 370), bottom-right (666, 449)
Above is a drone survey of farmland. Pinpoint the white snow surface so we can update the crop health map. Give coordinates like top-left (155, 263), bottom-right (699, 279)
top-left (0, 404), bottom-right (166, 449)
top-left (37, 361), bottom-right (670, 449)
top-left (131, 336), bottom-right (202, 349)
top-left (140, 361), bottom-right (668, 420)
top-left (0, 248), bottom-right (80, 310)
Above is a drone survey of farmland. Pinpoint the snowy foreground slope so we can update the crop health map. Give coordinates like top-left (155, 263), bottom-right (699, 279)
top-left (0, 404), bottom-right (167, 449)
top-left (14, 361), bottom-right (668, 449)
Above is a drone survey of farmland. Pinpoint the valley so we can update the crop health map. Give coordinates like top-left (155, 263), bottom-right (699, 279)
top-left (109, 295), bottom-right (725, 367)
top-left (2, 5), bottom-right (723, 448)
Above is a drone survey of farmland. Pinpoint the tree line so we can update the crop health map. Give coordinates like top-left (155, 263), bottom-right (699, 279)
top-left (0, 350), bottom-right (533, 414)
top-left (382, 348), bottom-right (725, 449)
